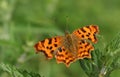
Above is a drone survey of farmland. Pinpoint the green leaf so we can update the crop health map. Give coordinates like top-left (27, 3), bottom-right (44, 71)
top-left (79, 32), bottom-right (120, 77)
top-left (106, 32), bottom-right (120, 55)
top-left (79, 49), bottom-right (101, 77)
top-left (0, 63), bottom-right (41, 77)
top-left (104, 32), bottom-right (120, 73)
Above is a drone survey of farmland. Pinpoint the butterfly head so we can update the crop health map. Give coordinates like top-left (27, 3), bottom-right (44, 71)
top-left (64, 30), bottom-right (70, 36)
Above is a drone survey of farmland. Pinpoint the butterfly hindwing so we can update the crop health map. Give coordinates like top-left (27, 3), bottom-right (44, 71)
top-left (77, 40), bottom-right (94, 59)
top-left (55, 46), bottom-right (76, 67)
top-left (34, 36), bottom-right (63, 59)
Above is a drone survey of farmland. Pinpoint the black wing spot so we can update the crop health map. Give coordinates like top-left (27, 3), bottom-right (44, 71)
top-left (65, 52), bottom-right (68, 55)
top-left (88, 38), bottom-right (92, 41)
top-left (82, 54), bottom-right (89, 57)
top-left (50, 50), bottom-right (54, 54)
top-left (41, 40), bottom-right (45, 43)
top-left (81, 28), bottom-right (86, 33)
top-left (81, 40), bottom-right (85, 43)
top-left (46, 46), bottom-right (49, 49)
top-left (62, 48), bottom-right (65, 51)
top-left (41, 50), bottom-right (49, 57)
top-left (88, 33), bottom-right (90, 35)
top-left (66, 59), bottom-right (74, 65)
top-left (65, 57), bottom-right (69, 60)
top-left (93, 26), bottom-right (99, 33)
top-left (87, 26), bottom-right (92, 32)
top-left (49, 46), bottom-right (53, 49)
top-left (86, 33), bottom-right (91, 37)
top-left (79, 42), bottom-right (82, 45)
top-left (79, 46), bottom-right (83, 49)
top-left (85, 43), bottom-right (89, 48)
top-left (77, 30), bottom-right (81, 34)
top-left (86, 34), bottom-right (89, 37)
top-left (82, 35), bottom-right (84, 38)
top-left (48, 38), bottom-right (52, 44)
top-left (41, 40), bottom-right (45, 48)
top-left (54, 44), bottom-right (58, 47)
top-left (58, 47), bottom-right (62, 52)
top-left (93, 34), bottom-right (97, 41)
top-left (54, 38), bottom-right (57, 42)
top-left (87, 48), bottom-right (91, 53)
top-left (79, 51), bottom-right (82, 54)
top-left (83, 50), bottom-right (86, 52)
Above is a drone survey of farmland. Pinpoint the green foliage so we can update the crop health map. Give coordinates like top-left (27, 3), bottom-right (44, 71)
top-left (0, 63), bottom-right (41, 77)
top-left (0, 0), bottom-right (120, 77)
top-left (79, 32), bottom-right (120, 77)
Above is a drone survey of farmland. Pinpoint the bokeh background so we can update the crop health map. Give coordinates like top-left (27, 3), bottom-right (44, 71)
top-left (0, 0), bottom-right (120, 77)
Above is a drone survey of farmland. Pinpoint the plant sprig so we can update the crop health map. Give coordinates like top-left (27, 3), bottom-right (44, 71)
top-left (79, 32), bottom-right (120, 77)
top-left (0, 63), bottom-right (41, 77)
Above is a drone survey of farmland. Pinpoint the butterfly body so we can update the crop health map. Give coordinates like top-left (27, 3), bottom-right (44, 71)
top-left (63, 32), bottom-right (78, 56)
top-left (34, 25), bottom-right (99, 67)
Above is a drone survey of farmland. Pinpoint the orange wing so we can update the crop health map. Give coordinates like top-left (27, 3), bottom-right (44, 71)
top-left (77, 40), bottom-right (94, 59)
top-left (72, 25), bottom-right (99, 43)
top-left (55, 40), bottom-right (94, 67)
top-left (34, 36), bottom-right (63, 59)
top-left (55, 46), bottom-right (76, 67)
top-left (34, 25), bottom-right (99, 67)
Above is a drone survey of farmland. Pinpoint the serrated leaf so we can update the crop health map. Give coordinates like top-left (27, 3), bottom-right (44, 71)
top-left (100, 32), bottom-right (120, 77)
top-left (0, 63), bottom-right (41, 77)
top-left (106, 32), bottom-right (120, 55)
top-left (79, 49), bottom-right (101, 77)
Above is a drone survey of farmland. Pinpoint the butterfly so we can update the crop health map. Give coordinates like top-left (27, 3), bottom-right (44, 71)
top-left (34, 25), bottom-right (99, 67)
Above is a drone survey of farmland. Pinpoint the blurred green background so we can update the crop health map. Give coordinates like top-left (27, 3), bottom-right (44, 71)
top-left (0, 0), bottom-right (120, 77)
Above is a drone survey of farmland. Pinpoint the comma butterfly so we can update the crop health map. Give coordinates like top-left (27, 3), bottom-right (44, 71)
top-left (34, 25), bottom-right (99, 67)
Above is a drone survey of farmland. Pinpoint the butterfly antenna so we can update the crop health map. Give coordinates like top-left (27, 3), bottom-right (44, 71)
top-left (65, 16), bottom-right (70, 34)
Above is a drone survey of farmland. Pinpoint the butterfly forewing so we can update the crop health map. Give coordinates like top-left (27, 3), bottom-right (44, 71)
top-left (72, 25), bottom-right (99, 43)
top-left (34, 36), bottom-right (63, 59)
top-left (77, 40), bottom-right (94, 59)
